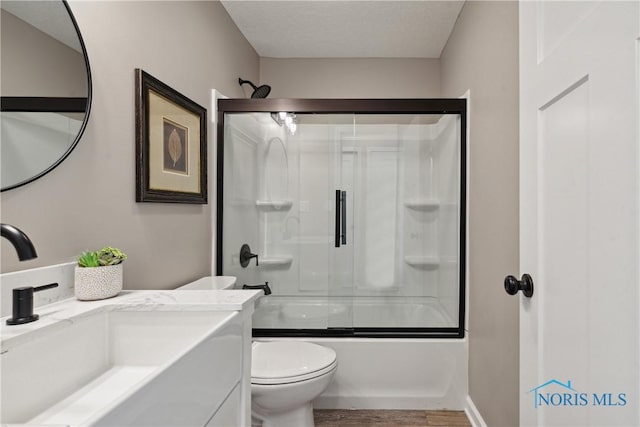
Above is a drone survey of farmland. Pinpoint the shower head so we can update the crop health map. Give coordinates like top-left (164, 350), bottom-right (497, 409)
top-left (238, 78), bottom-right (271, 99)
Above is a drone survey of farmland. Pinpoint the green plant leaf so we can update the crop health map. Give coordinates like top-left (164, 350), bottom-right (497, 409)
top-left (77, 251), bottom-right (99, 268)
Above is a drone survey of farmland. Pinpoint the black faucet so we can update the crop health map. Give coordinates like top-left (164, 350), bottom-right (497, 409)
top-left (1, 223), bottom-right (37, 261)
top-left (242, 282), bottom-right (271, 295)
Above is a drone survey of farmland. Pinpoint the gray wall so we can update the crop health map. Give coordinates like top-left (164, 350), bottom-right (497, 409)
top-left (0, 1), bottom-right (259, 290)
top-left (440, 2), bottom-right (520, 426)
top-left (260, 58), bottom-right (441, 98)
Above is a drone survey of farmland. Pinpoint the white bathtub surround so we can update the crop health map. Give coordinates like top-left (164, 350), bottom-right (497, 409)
top-left (1, 288), bottom-right (261, 427)
top-left (74, 263), bottom-right (123, 300)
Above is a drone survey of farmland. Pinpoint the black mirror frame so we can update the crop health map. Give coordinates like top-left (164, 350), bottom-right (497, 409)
top-left (1, 0), bottom-right (92, 192)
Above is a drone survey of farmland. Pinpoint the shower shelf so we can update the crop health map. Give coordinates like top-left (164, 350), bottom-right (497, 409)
top-left (404, 256), bottom-right (440, 267)
top-left (255, 200), bottom-right (293, 210)
top-left (260, 256), bottom-right (293, 266)
top-left (403, 198), bottom-right (440, 210)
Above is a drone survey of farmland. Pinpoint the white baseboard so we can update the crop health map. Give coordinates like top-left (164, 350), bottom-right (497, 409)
top-left (465, 396), bottom-right (487, 427)
top-left (314, 395), bottom-right (466, 410)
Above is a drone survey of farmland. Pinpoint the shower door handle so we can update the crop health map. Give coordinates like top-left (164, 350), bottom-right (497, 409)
top-left (341, 191), bottom-right (347, 245)
top-left (335, 190), bottom-right (347, 247)
top-left (335, 190), bottom-right (342, 247)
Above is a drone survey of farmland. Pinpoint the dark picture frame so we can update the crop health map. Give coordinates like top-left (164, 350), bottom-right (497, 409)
top-left (135, 69), bottom-right (207, 203)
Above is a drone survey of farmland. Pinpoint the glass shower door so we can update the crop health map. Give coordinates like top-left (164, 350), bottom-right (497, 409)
top-left (221, 112), bottom-right (332, 331)
top-left (323, 113), bottom-right (463, 331)
top-left (347, 113), bottom-right (462, 331)
top-left (218, 99), bottom-right (466, 338)
top-left (280, 112), bottom-right (355, 332)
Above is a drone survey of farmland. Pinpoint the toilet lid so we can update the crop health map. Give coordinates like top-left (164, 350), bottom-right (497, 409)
top-left (251, 341), bottom-right (337, 384)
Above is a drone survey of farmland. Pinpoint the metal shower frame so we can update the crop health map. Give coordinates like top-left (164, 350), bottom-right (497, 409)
top-left (216, 98), bottom-right (467, 339)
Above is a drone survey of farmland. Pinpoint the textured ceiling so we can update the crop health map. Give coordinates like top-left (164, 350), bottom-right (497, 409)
top-left (220, 1), bottom-right (465, 58)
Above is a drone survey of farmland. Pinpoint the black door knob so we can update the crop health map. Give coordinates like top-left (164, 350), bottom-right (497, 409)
top-left (504, 274), bottom-right (534, 298)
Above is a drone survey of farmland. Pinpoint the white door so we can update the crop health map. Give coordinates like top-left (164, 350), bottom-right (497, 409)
top-left (518, 1), bottom-right (639, 426)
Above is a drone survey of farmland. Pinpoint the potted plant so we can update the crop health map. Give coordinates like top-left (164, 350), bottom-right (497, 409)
top-left (75, 246), bottom-right (127, 301)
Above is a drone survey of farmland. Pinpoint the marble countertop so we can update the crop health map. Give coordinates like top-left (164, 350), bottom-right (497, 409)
top-left (1, 288), bottom-right (262, 352)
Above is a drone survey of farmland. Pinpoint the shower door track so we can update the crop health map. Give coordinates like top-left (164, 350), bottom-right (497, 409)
top-left (217, 98), bottom-right (467, 339)
top-left (253, 328), bottom-right (464, 339)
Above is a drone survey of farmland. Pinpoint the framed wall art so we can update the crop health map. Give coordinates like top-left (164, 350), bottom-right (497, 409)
top-left (135, 69), bottom-right (207, 203)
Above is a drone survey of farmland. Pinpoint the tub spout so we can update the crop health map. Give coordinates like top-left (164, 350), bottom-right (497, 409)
top-left (243, 282), bottom-right (271, 295)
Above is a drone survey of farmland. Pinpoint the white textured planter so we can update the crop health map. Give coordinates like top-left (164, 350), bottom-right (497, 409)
top-left (74, 264), bottom-right (123, 301)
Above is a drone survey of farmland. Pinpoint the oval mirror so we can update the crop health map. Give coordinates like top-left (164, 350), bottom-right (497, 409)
top-left (0, 0), bottom-right (91, 192)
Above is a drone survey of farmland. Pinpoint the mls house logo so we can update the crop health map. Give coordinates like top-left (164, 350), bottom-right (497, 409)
top-left (528, 379), bottom-right (627, 408)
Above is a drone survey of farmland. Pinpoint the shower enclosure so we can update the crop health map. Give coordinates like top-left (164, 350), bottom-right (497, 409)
top-left (217, 99), bottom-right (466, 338)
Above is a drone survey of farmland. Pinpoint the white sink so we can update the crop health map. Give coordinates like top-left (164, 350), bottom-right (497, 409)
top-left (2, 308), bottom-right (241, 426)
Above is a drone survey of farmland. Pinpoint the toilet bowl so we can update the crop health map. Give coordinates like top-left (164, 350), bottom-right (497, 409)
top-left (251, 341), bottom-right (337, 427)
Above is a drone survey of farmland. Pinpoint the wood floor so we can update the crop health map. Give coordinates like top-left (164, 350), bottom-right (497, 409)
top-left (314, 409), bottom-right (472, 427)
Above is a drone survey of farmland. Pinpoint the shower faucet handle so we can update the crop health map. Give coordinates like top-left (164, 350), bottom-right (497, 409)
top-left (239, 244), bottom-right (259, 268)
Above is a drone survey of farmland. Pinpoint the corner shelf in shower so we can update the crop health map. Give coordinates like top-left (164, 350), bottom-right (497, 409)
top-left (255, 200), bottom-right (293, 210)
top-left (404, 255), bottom-right (440, 268)
top-left (260, 255), bottom-right (293, 266)
top-left (403, 198), bottom-right (440, 210)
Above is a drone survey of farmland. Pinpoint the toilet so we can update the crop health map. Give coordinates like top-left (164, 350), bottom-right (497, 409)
top-left (251, 341), bottom-right (337, 427)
